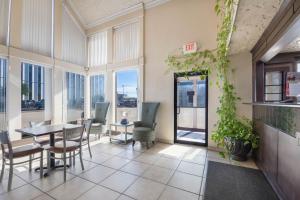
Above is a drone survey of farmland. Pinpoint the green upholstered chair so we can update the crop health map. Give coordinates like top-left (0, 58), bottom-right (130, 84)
top-left (90, 102), bottom-right (110, 139)
top-left (132, 102), bottom-right (160, 148)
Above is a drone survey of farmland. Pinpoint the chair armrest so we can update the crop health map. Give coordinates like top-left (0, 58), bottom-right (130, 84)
top-left (134, 121), bottom-right (143, 127)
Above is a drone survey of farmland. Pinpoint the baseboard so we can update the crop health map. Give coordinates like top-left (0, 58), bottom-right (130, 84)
top-left (156, 138), bottom-right (174, 144)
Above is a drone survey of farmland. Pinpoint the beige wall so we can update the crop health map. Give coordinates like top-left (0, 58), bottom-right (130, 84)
top-left (144, 0), bottom-right (253, 147)
top-left (144, 0), bottom-right (218, 144)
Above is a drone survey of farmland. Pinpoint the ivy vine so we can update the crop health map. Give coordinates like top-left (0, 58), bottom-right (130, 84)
top-left (166, 0), bottom-right (259, 157)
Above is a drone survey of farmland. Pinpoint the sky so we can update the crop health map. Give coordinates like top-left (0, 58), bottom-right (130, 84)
top-left (116, 69), bottom-right (138, 98)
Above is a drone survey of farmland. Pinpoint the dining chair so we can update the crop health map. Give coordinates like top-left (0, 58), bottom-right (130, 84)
top-left (0, 131), bottom-right (44, 191)
top-left (29, 120), bottom-right (52, 146)
top-left (70, 119), bottom-right (92, 158)
top-left (46, 125), bottom-right (85, 182)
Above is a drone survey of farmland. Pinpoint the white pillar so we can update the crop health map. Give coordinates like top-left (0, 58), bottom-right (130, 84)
top-left (44, 67), bottom-right (52, 121)
top-left (7, 57), bottom-right (22, 140)
top-left (52, 66), bottom-right (64, 124)
top-left (85, 73), bottom-right (90, 119)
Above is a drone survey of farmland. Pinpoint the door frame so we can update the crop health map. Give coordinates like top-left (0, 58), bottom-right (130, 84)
top-left (174, 71), bottom-right (208, 146)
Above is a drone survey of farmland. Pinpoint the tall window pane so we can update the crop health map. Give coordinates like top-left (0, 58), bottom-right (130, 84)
top-left (21, 63), bottom-right (45, 111)
top-left (90, 75), bottom-right (104, 117)
top-left (0, 58), bottom-right (7, 130)
top-left (66, 72), bottom-right (84, 122)
top-left (116, 69), bottom-right (138, 123)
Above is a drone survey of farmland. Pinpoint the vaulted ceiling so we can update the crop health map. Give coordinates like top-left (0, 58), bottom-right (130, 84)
top-left (67, 0), bottom-right (284, 55)
top-left (66, 0), bottom-right (170, 28)
top-left (229, 0), bottom-right (284, 55)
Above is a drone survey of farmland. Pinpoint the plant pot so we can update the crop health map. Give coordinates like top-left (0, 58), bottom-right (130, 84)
top-left (229, 139), bottom-right (252, 161)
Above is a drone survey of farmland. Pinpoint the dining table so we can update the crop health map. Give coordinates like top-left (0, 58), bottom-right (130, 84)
top-left (15, 123), bottom-right (82, 176)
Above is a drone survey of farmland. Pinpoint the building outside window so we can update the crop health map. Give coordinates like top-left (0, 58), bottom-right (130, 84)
top-left (90, 74), bottom-right (105, 117)
top-left (66, 72), bottom-right (85, 122)
top-left (21, 63), bottom-right (45, 111)
top-left (0, 58), bottom-right (7, 130)
top-left (115, 69), bottom-right (138, 123)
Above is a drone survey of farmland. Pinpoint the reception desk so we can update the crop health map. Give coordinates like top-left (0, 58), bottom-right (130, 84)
top-left (253, 103), bottom-right (300, 200)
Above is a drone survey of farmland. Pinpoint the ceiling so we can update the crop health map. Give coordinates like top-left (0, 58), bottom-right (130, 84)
top-left (280, 37), bottom-right (300, 53)
top-left (66, 0), bottom-right (170, 28)
top-left (229, 0), bottom-right (284, 55)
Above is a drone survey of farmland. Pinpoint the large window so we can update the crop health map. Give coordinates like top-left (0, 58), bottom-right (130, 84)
top-left (115, 69), bottom-right (138, 123)
top-left (90, 74), bottom-right (105, 116)
top-left (21, 63), bottom-right (45, 111)
top-left (264, 71), bottom-right (283, 102)
top-left (66, 72), bottom-right (84, 122)
top-left (0, 58), bottom-right (7, 130)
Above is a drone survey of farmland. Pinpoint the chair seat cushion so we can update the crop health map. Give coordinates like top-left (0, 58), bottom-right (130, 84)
top-left (133, 127), bottom-right (152, 133)
top-left (69, 135), bottom-right (87, 142)
top-left (45, 141), bottom-right (80, 153)
top-left (5, 144), bottom-right (43, 158)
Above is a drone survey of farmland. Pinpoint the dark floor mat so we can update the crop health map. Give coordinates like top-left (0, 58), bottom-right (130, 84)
top-left (204, 161), bottom-right (278, 200)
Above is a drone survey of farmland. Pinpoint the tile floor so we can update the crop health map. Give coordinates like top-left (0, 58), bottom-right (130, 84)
top-left (0, 136), bottom-right (257, 200)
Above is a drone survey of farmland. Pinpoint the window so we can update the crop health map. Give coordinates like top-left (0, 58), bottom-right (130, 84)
top-left (264, 71), bottom-right (283, 102)
top-left (21, 0), bottom-right (52, 56)
top-left (21, 63), bottom-right (45, 111)
top-left (88, 31), bottom-right (107, 67)
top-left (115, 69), bottom-right (138, 123)
top-left (62, 7), bottom-right (86, 66)
top-left (90, 75), bottom-right (105, 116)
top-left (297, 63), bottom-right (300, 72)
top-left (0, 58), bottom-right (7, 130)
top-left (66, 72), bottom-right (84, 122)
top-left (114, 22), bottom-right (140, 62)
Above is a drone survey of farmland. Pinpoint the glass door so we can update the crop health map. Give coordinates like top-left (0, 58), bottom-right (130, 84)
top-left (174, 73), bottom-right (208, 146)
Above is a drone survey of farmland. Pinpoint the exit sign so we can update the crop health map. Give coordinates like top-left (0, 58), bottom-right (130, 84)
top-left (183, 42), bottom-right (197, 55)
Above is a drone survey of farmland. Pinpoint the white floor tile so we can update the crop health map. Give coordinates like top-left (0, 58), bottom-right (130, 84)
top-left (168, 172), bottom-right (202, 194)
top-left (142, 166), bottom-right (174, 184)
top-left (79, 165), bottom-right (116, 183)
top-left (77, 185), bottom-right (120, 200)
top-left (0, 184), bottom-right (43, 200)
top-left (100, 171), bottom-right (138, 193)
top-left (124, 177), bottom-right (165, 200)
top-left (159, 186), bottom-right (199, 200)
top-left (47, 177), bottom-right (95, 200)
top-left (177, 161), bottom-right (204, 176)
top-left (102, 157), bottom-right (131, 169)
top-left (120, 161), bottom-right (150, 176)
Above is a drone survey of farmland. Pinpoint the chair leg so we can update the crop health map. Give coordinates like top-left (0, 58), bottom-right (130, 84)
top-left (69, 152), bottom-right (72, 166)
top-left (88, 142), bottom-right (92, 158)
top-left (0, 158), bottom-right (5, 182)
top-left (47, 151), bottom-right (51, 175)
top-left (63, 152), bottom-right (66, 182)
top-left (79, 148), bottom-right (84, 171)
top-left (29, 155), bottom-right (32, 172)
top-left (40, 152), bottom-right (43, 178)
top-left (8, 159), bottom-right (13, 191)
top-left (132, 140), bottom-right (135, 147)
top-left (73, 151), bottom-right (75, 166)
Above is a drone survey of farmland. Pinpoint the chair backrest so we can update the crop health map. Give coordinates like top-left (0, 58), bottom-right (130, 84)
top-left (94, 102), bottom-right (110, 124)
top-left (62, 125), bottom-right (84, 141)
top-left (67, 120), bottom-right (78, 125)
top-left (29, 120), bottom-right (51, 128)
top-left (84, 119), bottom-right (92, 139)
top-left (0, 131), bottom-right (12, 156)
top-left (141, 102), bottom-right (160, 128)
